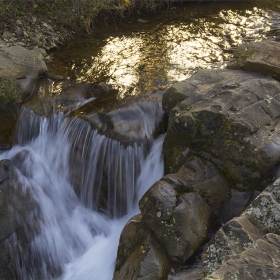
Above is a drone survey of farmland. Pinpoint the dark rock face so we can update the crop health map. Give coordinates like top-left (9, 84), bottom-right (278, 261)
top-left (219, 189), bottom-right (260, 224)
top-left (69, 91), bottom-right (166, 146)
top-left (228, 41), bottom-right (280, 81)
top-left (171, 156), bottom-right (230, 209)
top-left (163, 69), bottom-right (280, 190)
top-left (205, 233), bottom-right (280, 280)
top-left (203, 181), bottom-right (280, 276)
top-left (169, 267), bottom-right (205, 280)
top-left (0, 159), bottom-right (38, 279)
top-left (0, 77), bottom-right (23, 148)
top-left (113, 215), bottom-right (171, 280)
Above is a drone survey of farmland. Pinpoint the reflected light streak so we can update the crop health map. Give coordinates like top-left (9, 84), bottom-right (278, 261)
top-left (77, 36), bottom-right (143, 98)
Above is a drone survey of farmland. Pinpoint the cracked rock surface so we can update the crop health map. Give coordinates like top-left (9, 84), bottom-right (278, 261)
top-left (163, 69), bottom-right (280, 190)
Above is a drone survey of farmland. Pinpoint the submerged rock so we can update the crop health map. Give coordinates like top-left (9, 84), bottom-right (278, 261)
top-left (228, 41), bottom-right (280, 81)
top-left (163, 69), bottom-right (280, 190)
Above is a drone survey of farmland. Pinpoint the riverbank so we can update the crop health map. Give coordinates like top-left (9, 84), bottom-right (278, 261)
top-left (0, 0), bottom-right (173, 50)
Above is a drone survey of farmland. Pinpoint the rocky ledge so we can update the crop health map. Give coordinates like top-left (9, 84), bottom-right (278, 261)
top-left (114, 41), bottom-right (280, 280)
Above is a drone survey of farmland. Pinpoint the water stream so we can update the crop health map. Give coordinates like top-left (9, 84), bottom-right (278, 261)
top-left (1, 107), bottom-right (164, 279)
top-left (2, 1), bottom-right (280, 279)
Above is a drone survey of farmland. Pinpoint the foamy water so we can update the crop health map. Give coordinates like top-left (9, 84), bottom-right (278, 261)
top-left (1, 107), bottom-right (164, 280)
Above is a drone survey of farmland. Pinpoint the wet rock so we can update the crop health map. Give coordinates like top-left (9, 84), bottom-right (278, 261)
top-left (114, 215), bottom-right (171, 280)
top-left (0, 77), bottom-right (23, 147)
top-left (202, 181), bottom-right (280, 275)
top-left (69, 91), bottom-right (165, 146)
top-left (114, 214), bottom-right (150, 272)
top-left (219, 189), bottom-right (260, 224)
top-left (163, 69), bottom-right (280, 190)
top-left (169, 267), bottom-right (204, 280)
top-left (0, 159), bottom-right (38, 279)
top-left (24, 80), bottom-right (106, 116)
top-left (0, 46), bottom-right (47, 98)
top-left (205, 233), bottom-right (280, 280)
top-left (228, 41), bottom-right (280, 81)
top-left (139, 179), bottom-right (211, 262)
top-left (168, 156), bottom-right (230, 209)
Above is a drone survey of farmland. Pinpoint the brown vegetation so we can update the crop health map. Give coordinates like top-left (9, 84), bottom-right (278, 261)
top-left (0, 0), bottom-right (174, 34)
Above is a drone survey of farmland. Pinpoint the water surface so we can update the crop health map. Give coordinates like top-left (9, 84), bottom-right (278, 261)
top-left (48, 0), bottom-right (280, 98)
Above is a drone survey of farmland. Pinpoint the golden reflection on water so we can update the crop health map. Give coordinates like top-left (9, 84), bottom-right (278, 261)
top-left (77, 36), bottom-right (143, 98)
top-left (49, 3), bottom-right (278, 98)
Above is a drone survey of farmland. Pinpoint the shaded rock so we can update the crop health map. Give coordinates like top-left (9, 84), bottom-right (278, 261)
top-left (69, 90), bottom-right (165, 146)
top-left (0, 159), bottom-right (38, 279)
top-left (163, 69), bottom-right (280, 190)
top-left (228, 41), bottom-right (280, 81)
top-left (139, 179), bottom-right (211, 262)
top-left (114, 214), bottom-right (150, 272)
top-left (203, 181), bottom-right (280, 275)
top-left (24, 79), bottom-right (109, 117)
top-left (219, 189), bottom-right (260, 224)
top-left (0, 77), bottom-right (23, 147)
top-left (114, 215), bottom-right (171, 280)
top-left (0, 46), bottom-right (47, 98)
top-left (167, 156), bottom-right (230, 209)
top-left (205, 233), bottom-right (280, 280)
top-left (202, 216), bottom-right (262, 275)
top-left (169, 267), bottom-right (204, 280)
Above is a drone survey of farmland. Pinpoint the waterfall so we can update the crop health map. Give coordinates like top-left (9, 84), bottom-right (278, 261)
top-left (0, 106), bottom-right (165, 280)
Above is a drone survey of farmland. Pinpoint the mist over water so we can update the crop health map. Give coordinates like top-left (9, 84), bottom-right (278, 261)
top-left (0, 107), bottom-right (164, 280)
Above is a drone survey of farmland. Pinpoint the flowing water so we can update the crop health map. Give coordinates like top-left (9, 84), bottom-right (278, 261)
top-left (2, 1), bottom-right (280, 279)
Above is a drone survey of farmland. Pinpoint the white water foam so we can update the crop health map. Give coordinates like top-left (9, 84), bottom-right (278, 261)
top-left (1, 107), bottom-right (165, 280)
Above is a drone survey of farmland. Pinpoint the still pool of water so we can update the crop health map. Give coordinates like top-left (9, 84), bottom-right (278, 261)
top-left (48, 0), bottom-right (280, 99)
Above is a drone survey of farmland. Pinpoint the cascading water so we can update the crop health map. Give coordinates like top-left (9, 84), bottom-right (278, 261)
top-left (0, 106), bottom-right (165, 279)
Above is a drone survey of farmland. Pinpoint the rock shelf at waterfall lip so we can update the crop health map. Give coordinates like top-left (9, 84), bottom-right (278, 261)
top-left (0, 13), bottom-right (73, 51)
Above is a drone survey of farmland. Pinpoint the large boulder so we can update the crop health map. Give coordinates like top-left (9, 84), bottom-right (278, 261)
top-left (114, 156), bottom-right (229, 278)
top-left (202, 180), bottom-right (280, 275)
top-left (0, 46), bottom-right (47, 97)
top-left (228, 41), bottom-right (280, 81)
top-left (139, 178), bottom-right (211, 262)
top-left (163, 69), bottom-right (280, 190)
top-left (0, 46), bottom-right (47, 147)
top-left (205, 233), bottom-right (280, 280)
top-left (68, 90), bottom-right (166, 146)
